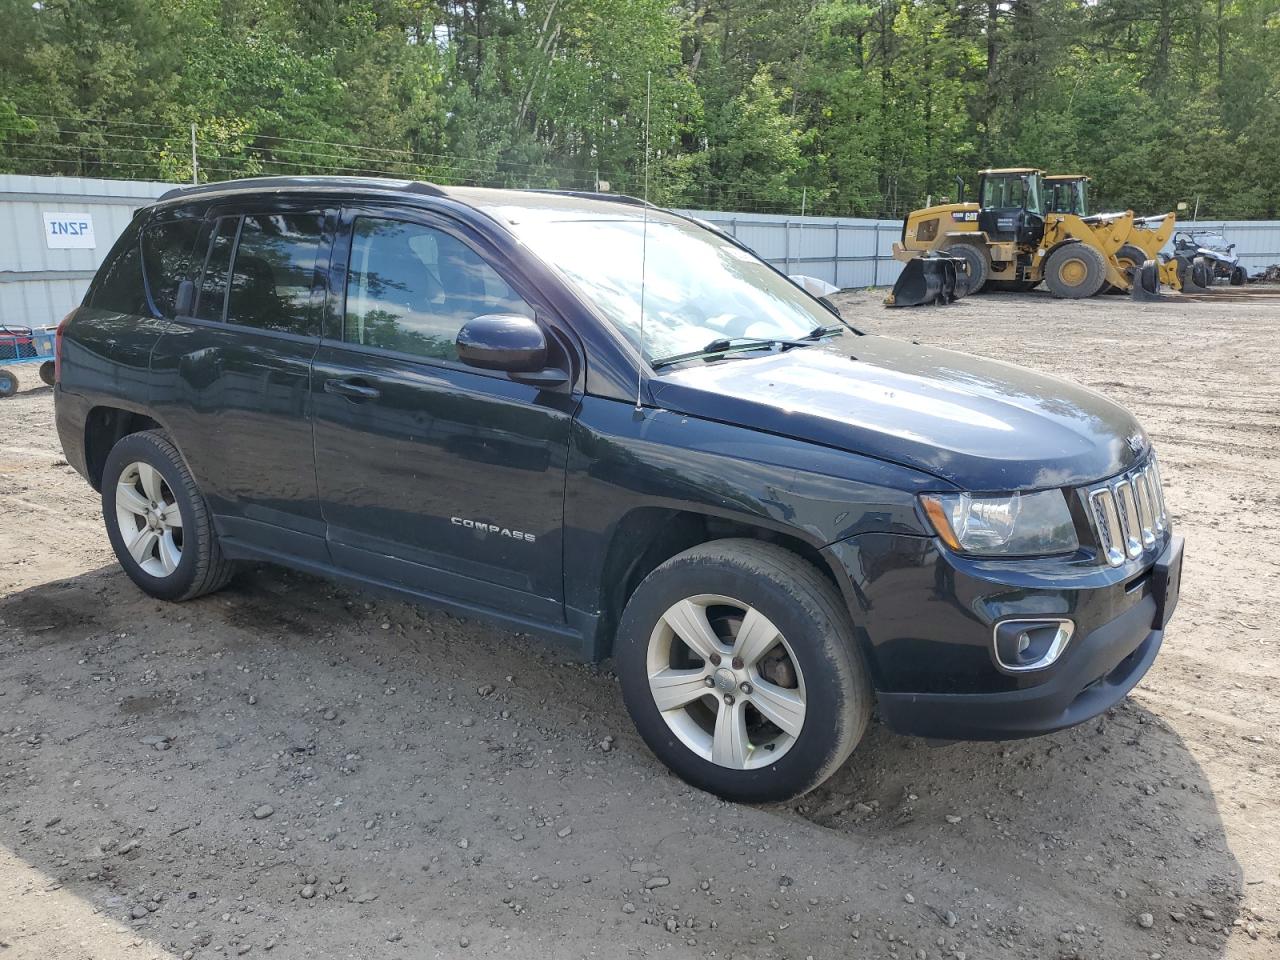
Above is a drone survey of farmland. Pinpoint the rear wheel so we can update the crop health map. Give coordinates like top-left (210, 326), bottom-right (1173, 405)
top-left (0, 370), bottom-right (15, 398)
top-left (1231, 265), bottom-right (1247, 286)
top-left (38, 360), bottom-right (55, 387)
top-left (617, 539), bottom-right (872, 803)
top-left (101, 430), bottom-right (236, 602)
top-left (1044, 243), bottom-right (1108, 298)
top-left (944, 241), bottom-right (990, 295)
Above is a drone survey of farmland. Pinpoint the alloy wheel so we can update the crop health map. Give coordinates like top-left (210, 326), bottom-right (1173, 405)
top-left (646, 594), bottom-right (806, 770)
top-left (115, 461), bottom-right (184, 578)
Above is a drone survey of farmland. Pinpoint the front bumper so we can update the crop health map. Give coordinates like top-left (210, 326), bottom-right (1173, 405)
top-left (825, 531), bottom-right (1182, 741)
top-left (876, 596), bottom-right (1162, 739)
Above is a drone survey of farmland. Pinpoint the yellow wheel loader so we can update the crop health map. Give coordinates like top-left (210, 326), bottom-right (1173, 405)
top-left (891, 168), bottom-right (1154, 304)
top-left (1044, 174), bottom-right (1189, 296)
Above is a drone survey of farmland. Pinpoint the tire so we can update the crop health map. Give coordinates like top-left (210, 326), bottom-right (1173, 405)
top-left (101, 429), bottom-right (236, 602)
top-left (1230, 265), bottom-right (1246, 286)
top-left (1137, 260), bottom-right (1161, 297)
top-left (616, 539), bottom-right (872, 803)
top-left (1113, 244), bottom-right (1147, 287)
top-left (944, 241), bottom-right (990, 294)
top-left (1044, 243), bottom-right (1108, 298)
top-left (38, 360), bottom-right (55, 387)
top-left (0, 370), bottom-right (15, 398)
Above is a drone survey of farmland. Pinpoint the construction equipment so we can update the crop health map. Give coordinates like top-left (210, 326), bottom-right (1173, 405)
top-left (893, 168), bottom-right (1143, 299)
top-left (1044, 174), bottom-right (1181, 293)
top-left (884, 253), bottom-right (968, 307)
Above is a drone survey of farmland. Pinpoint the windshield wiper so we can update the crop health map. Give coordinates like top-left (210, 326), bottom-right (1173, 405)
top-left (651, 336), bottom-right (815, 369)
top-left (801, 323), bottom-right (845, 341)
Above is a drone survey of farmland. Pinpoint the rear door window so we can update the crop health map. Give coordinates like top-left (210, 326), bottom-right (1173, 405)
top-left (195, 216), bottom-right (238, 323)
top-left (343, 216), bottom-right (532, 361)
top-left (142, 216), bottom-right (203, 317)
top-left (225, 213), bottom-right (325, 336)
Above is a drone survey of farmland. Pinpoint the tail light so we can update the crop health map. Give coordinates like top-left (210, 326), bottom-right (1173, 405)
top-left (54, 310), bottom-right (74, 385)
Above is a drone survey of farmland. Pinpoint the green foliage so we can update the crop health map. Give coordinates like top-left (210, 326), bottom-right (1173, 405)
top-left (0, 0), bottom-right (1278, 217)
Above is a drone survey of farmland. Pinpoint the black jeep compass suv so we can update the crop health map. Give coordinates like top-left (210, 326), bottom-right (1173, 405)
top-left (54, 176), bottom-right (1183, 802)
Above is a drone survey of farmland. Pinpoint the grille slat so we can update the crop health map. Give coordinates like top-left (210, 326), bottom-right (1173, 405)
top-left (1134, 471), bottom-right (1157, 547)
top-left (1088, 457), bottom-right (1169, 567)
top-left (1149, 459), bottom-right (1169, 528)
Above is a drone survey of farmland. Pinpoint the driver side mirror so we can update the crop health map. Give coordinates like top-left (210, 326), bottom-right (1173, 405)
top-left (455, 314), bottom-right (568, 388)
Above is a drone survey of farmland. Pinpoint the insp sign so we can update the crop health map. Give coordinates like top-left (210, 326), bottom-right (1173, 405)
top-left (43, 212), bottom-right (96, 249)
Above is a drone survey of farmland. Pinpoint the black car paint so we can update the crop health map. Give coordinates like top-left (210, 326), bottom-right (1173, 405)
top-left (56, 177), bottom-right (1176, 741)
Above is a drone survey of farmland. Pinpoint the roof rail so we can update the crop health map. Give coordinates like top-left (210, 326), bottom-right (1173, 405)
top-left (523, 189), bottom-right (656, 208)
top-left (156, 175), bottom-right (446, 203)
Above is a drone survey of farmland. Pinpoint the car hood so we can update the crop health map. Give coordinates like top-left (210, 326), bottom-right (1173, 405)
top-left (650, 335), bottom-right (1149, 490)
top-left (1196, 246), bottom-right (1237, 264)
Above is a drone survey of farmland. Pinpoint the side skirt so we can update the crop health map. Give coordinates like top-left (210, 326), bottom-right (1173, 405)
top-left (218, 536), bottom-right (605, 661)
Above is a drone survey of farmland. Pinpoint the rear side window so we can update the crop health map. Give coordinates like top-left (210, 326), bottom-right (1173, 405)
top-left (89, 220), bottom-right (148, 315)
top-left (142, 216), bottom-right (203, 317)
top-left (343, 217), bottom-right (532, 361)
top-left (226, 213), bottom-right (324, 336)
top-left (196, 217), bottom-right (237, 322)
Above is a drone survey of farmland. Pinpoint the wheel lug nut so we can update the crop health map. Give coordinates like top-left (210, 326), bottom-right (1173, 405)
top-left (704, 677), bottom-right (715, 688)
top-left (731, 657), bottom-right (744, 670)
top-left (723, 694), bottom-right (734, 706)
top-left (740, 682), bottom-right (753, 695)
top-left (709, 653), bottom-right (721, 666)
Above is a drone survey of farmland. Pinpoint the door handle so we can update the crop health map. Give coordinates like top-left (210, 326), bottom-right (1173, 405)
top-left (324, 378), bottom-right (381, 401)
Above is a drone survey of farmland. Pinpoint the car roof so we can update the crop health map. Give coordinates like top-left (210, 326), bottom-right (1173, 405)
top-left (152, 175), bottom-right (681, 226)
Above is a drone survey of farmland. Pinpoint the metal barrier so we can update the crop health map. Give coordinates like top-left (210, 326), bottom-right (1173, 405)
top-left (4, 175), bottom-right (1280, 333)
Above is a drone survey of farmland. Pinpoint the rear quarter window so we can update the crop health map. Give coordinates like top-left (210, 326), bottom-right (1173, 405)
top-left (88, 219), bottom-right (148, 315)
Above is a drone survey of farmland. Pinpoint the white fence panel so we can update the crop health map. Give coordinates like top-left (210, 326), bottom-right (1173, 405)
top-left (678, 209), bottom-right (906, 290)
top-left (0, 175), bottom-right (171, 329)
top-left (4, 176), bottom-right (1280, 333)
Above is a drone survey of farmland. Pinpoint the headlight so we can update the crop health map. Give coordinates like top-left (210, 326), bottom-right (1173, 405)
top-left (919, 490), bottom-right (1079, 556)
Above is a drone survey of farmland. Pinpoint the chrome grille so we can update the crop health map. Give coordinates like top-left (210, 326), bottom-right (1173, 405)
top-left (1088, 458), bottom-right (1168, 566)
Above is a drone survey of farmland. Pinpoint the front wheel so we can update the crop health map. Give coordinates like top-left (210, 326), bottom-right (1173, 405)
top-left (1044, 243), bottom-right (1108, 298)
top-left (0, 370), bottom-right (17, 398)
top-left (101, 430), bottom-right (236, 602)
top-left (1231, 265), bottom-right (1247, 286)
top-left (944, 241), bottom-right (990, 295)
top-left (616, 540), bottom-right (872, 803)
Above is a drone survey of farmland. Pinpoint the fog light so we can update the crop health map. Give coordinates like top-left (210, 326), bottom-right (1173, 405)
top-left (993, 618), bottom-right (1074, 672)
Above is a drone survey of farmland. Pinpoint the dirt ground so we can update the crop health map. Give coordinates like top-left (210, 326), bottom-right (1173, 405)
top-left (1, 286), bottom-right (1278, 960)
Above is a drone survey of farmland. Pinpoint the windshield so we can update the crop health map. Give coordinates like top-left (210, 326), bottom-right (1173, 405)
top-left (1048, 181), bottom-right (1087, 215)
top-left (981, 174), bottom-right (1043, 214)
top-left (1192, 232), bottom-right (1229, 249)
top-left (511, 217), bottom-right (835, 363)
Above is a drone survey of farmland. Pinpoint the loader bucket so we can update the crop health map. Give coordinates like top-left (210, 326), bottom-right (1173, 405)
top-left (1175, 255), bottom-right (1211, 293)
top-left (885, 255), bottom-right (967, 307)
top-left (1131, 259), bottom-right (1162, 301)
